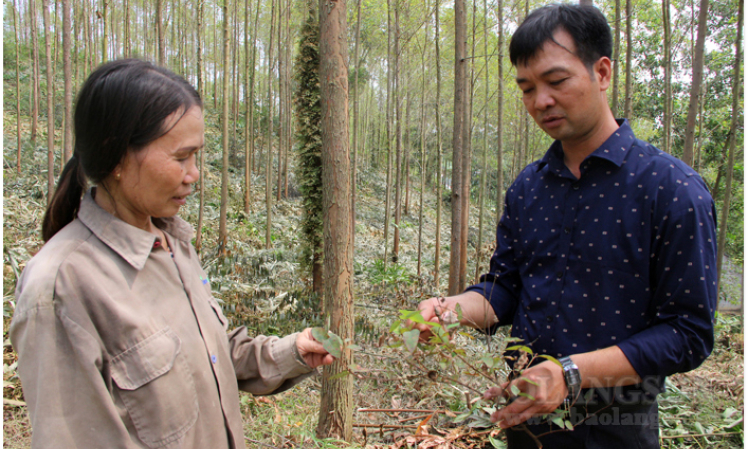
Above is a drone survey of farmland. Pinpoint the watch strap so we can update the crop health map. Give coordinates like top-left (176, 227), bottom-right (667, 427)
top-left (558, 356), bottom-right (581, 404)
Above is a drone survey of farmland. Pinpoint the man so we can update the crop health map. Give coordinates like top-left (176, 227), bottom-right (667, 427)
top-left (411, 4), bottom-right (717, 448)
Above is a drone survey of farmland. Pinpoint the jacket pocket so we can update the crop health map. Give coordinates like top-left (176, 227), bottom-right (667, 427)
top-left (111, 327), bottom-right (198, 448)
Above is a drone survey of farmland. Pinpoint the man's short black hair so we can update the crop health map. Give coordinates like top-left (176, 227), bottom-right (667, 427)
top-left (509, 3), bottom-right (612, 69)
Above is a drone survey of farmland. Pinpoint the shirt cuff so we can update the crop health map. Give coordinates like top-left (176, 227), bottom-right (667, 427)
top-left (271, 332), bottom-right (314, 380)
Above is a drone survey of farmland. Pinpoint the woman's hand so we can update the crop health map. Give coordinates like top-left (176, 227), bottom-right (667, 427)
top-left (296, 328), bottom-right (336, 369)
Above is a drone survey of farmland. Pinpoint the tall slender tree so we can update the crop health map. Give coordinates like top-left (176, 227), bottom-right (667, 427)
top-left (265, 0), bottom-right (277, 249)
top-left (716, 0), bottom-right (742, 299)
top-left (316, 0), bottom-right (354, 439)
top-left (624, 0), bottom-right (633, 119)
top-left (433, 0), bottom-right (444, 288)
top-left (30, 0), bottom-right (40, 149)
top-left (449, 0), bottom-right (467, 296)
top-left (662, 0), bottom-right (672, 153)
top-left (14, 0), bottom-right (22, 175)
top-left (63, 0), bottom-right (73, 163)
top-left (196, 0), bottom-right (206, 254)
top-left (42, 0), bottom-right (55, 204)
top-left (218, 0), bottom-right (232, 255)
top-left (351, 0), bottom-right (362, 234)
top-left (496, 0), bottom-right (504, 221)
top-left (611, 0), bottom-right (621, 117)
top-left (682, 0), bottom-right (709, 167)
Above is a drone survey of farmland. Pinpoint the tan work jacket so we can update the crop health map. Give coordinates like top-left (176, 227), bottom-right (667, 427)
top-left (10, 190), bottom-right (313, 449)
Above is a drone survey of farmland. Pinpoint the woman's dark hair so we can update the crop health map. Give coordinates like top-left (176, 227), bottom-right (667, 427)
top-left (42, 59), bottom-right (202, 241)
top-left (509, 3), bottom-right (612, 70)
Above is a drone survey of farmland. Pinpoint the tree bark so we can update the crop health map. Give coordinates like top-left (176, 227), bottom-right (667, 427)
top-left (316, 0), bottom-right (353, 440)
top-left (157, 0), bottom-right (165, 65)
top-left (433, 0), bottom-right (443, 288)
top-left (196, 0), bottom-right (205, 254)
top-left (448, 0), bottom-right (467, 296)
top-left (662, 0), bottom-right (672, 153)
top-left (351, 0), bottom-right (362, 237)
top-left (63, 0), bottom-right (72, 163)
top-left (716, 0), bottom-right (742, 299)
top-left (682, 0), bottom-right (709, 167)
top-left (218, 0), bottom-right (232, 256)
top-left (14, 0), bottom-right (22, 175)
top-left (392, 0), bottom-right (402, 264)
top-left (496, 0), bottom-right (504, 222)
top-left (611, 0), bottom-right (620, 117)
top-left (265, 0), bottom-right (277, 250)
top-left (42, 0), bottom-right (55, 205)
top-left (30, 0), bottom-right (40, 149)
top-left (474, 0), bottom-right (489, 283)
top-left (624, 0), bottom-right (633, 119)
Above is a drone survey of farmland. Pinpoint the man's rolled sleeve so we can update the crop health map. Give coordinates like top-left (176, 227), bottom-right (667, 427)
top-left (617, 188), bottom-right (717, 378)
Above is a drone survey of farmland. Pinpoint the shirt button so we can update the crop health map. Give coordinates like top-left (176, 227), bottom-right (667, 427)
top-left (211, 354), bottom-right (218, 364)
top-left (573, 184), bottom-right (580, 191)
top-left (564, 227), bottom-right (572, 234)
top-left (556, 271), bottom-right (564, 279)
top-left (546, 316), bottom-right (554, 322)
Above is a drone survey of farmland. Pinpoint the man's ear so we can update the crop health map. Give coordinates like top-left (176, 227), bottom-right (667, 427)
top-left (594, 56), bottom-right (613, 91)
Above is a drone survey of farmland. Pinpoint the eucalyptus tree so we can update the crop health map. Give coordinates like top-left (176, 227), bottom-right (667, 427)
top-left (316, 0), bottom-right (354, 439)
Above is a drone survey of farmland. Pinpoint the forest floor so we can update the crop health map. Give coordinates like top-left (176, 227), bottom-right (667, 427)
top-left (2, 141), bottom-right (744, 448)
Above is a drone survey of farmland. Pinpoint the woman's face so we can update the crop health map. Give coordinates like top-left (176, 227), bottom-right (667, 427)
top-left (111, 106), bottom-right (204, 228)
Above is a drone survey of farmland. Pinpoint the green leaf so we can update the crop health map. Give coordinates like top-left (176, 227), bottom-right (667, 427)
top-left (564, 420), bottom-right (574, 430)
top-left (551, 416), bottom-right (564, 428)
top-left (347, 344), bottom-right (362, 352)
top-left (510, 384), bottom-right (520, 397)
top-left (518, 392), bottom-right (536, 401)
top-left (311, 327), bottom-right (329, 342)
top-left (505, 345), bottom-right (533, 354)
top-left (403, 329), bottom-right (421, 354)
top-left (538, 354), bottom-right (563, 368)
top-left (489, 435), bottom-right (506, 448)
top-left (325, 333), bottom-right (344, 358)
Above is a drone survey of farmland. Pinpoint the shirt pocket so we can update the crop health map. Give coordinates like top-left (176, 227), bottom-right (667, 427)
top-left (111, 327), bottom-right (198, 448)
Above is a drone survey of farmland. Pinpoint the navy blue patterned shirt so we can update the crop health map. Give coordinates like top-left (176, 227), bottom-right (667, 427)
top-left (467, 120), bottom-right (717, 380)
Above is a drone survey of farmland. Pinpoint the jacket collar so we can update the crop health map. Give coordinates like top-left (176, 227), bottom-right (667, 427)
top-left (77, 188), bottom-right (194, 270)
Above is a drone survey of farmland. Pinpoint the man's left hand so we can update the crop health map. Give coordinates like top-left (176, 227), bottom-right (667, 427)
top-left (492, 360), bottom-right (568, 429)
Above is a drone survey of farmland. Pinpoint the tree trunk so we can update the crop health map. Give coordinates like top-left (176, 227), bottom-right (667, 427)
top-left (317, 0), bottom-right (353, 440)
top-left (30, 0), bottom-right (40, 150)
top-left (611, 0), bottom-right (620, 117)
top-left (474, 0), bottom-right (489, 283)
top-left (101, 0), bottom-right (109, 63)
top-left (265, 0), bottom-right (277, 250)
top-left (14, 0), bottom-right (22, 175)
top-left (195, 0), bottom-right (205, 254)
top-left (383, 0), bottom-right (394, 267)
top-left (63, 0), bottom-right (72, 163)
top-left (662, 0), bottom-right (672, 153)
top-left (449, 0), bottom-right (467, 296)
top-left (624, 0), bottom-right (633, 119)
top-left (351, 0), bottom-right (362, 237)
top-left (682, 0), bottom-right (709, 167)
top-left (417, 45), bottom-right (427, 278)
top-left (716, 0), bottom-right (742, 299)
top-left (218, 0), bottom-right (232, 256)
top-left (496, 0), bottom-right (504, 222)
top-left (43, 0), bottom-right (55, 205)
top-left (433, 0), bottom-right (443, 288)
top-left (392, 0), bottom-right (402, 264)
top-left (156, 0), bottom-right (165, 65)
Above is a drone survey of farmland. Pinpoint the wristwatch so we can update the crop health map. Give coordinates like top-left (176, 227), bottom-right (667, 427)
top-left (558, 356), bottom-right (581, 405)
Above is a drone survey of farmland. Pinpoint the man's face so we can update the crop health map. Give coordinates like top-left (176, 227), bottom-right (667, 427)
top-left (515, 30), bottom-right (610, 147)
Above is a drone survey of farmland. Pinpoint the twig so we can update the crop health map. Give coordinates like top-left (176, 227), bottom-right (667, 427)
top-left (399, 414), bottom-right (435, 423)
top-left (659, 431), bottom-right (742, 440)
top-left (357, 408), bottom-right (443, 414)
top-left (354, 423), bottom-right (418, 430)
top-left (3, 398), bottom-right (26, 407)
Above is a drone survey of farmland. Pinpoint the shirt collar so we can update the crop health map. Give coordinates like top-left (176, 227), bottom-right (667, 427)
top-left (77, 188), bottom-right (195, 270)
top-left (537, 119), bottom-right (635, 173)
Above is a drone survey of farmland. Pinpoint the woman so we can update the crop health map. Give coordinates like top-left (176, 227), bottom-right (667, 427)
top-left (10, 59), bottom-right (334, 449)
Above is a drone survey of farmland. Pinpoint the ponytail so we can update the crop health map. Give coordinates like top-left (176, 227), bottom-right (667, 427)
top-left (42, 155), bottom-right (87, 242)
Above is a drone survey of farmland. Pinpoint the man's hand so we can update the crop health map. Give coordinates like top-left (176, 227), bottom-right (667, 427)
top-left (296, 328), bottom-right (335, 369)
top-left (408, 297), bottom-right (451, 342)
top-left (492, 360), bottom-right (568, 429)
